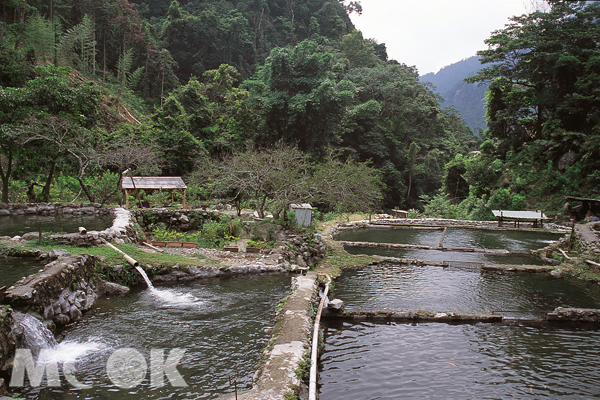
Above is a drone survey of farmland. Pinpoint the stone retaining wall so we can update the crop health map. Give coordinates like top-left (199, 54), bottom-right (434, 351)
top-left (132, 208), bottom-right (222, 232)
top-left (0, 202), bottom-right (113, 216)
top-left (3, 255), bottom-right (100, 329)
top-left (0, 308), bottom-right (14, 376)
top-left (546, 307), bottom-right (600, 322)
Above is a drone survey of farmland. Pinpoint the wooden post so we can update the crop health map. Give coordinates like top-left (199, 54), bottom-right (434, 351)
top-left (438, 227), bottom-right (447, 248)
top-left (125, 189), bottom-right (129, 209)
top-left (568, 217), bottom-right (576, 251)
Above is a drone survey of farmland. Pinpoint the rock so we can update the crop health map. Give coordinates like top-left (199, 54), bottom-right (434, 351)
top-left (296, 255), bottom-right (307, 268)
top-left (43, 305), bottom-right (54, 320)
top-left (98, 281), bottom-right (130, 296)
top-left (179, 215), bottom-right (189, 223)
top-left (551, 269), bottom-right (563, 278)
top-left (50, 249), bottom-right (70, 258)
top-left (21, 232), bottom-right (40, 241)
top-left (69, 305), bottom-right (82, 321)
top-left (43, 319), bottom-right (56, 333)
top-left (328, 299), bottom-right (344, 311)
top-left (54, 313), bottom-right (70, 325)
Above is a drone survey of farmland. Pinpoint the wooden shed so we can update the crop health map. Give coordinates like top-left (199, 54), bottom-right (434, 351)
top-left (492, 210), bottom-right (548, 228)
top-left (120, 176), bottom-right (187, 208)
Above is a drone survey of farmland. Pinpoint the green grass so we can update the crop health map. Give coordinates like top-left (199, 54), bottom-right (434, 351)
top-left (21, 241), bottom-right (225, 269)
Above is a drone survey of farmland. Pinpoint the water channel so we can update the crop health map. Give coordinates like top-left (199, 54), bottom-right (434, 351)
top-left (319, 321), bottom-right (600, 399)
top-left (336, 227), bottom-right (562, 265)
top-left (21, 274), bottom-right (290, 399)
top-left (333, 263), bottom-right (600, 315)
top-left (318, 226), bottom-right (600, 399)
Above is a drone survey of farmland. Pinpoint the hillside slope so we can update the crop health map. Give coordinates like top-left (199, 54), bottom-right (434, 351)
top-left (421, 56), bottom-right (487, 133)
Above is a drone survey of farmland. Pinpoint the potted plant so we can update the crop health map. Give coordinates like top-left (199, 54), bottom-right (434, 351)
top-left (245, 239), bottom-right (266, 253)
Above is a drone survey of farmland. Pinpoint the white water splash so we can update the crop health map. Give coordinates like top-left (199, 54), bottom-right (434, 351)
top-left (136, 265), bottom-right (201, 306)
top-left (151, 288), bottom-right (201, 306)
top-left (43, 339), bottom-right (108, 364)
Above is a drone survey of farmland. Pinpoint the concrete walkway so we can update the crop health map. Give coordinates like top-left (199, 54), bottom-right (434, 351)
top-left (576, 223), bottom-right (600, 243)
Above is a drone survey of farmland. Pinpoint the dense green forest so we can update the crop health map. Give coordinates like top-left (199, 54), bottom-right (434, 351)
top-left (1, 0), bottom-right (597, 219)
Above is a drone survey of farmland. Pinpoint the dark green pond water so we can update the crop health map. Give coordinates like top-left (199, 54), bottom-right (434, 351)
top-left (336, 227), bottom-right (562, 265)
top-left (0, 214), bottom-right (115, 237)
top-left (344, 245), bottom-right (545, 265)
top-left (319, 321), bottom-right (600, 399)
top-left (335, 227), bottom-right (562, 250)
top-left (21, 274), bottom-right (291, 399)
top-left (333, 264), bottom-right (600, 315)
top-left (0, 257), bottom-right (48, 288)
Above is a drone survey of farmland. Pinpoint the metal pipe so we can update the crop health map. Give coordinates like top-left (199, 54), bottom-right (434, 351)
top-left (105, 242), bottom-right (139, 267)
top-left (309, 275), bottom-right (330, 400)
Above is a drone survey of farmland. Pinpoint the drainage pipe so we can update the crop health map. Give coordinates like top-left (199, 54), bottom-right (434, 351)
top-left (309, 276), bottom-right (330, 400)
top-left (105, 242), bottom-right (139, 267)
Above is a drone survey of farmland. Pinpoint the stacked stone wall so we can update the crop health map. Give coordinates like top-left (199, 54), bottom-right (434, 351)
top-left (4, 255), bottom-right (100, 328)
top-left (0, 202), bottom-right (112, 216)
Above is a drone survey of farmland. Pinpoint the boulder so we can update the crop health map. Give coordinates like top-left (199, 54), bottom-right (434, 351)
top-left (328, 299), bottom-right (344, 311)
top-left (98, 281), bottom-right (130, 296)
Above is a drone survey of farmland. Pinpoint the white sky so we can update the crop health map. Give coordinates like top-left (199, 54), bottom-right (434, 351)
top-left (349, 0), bottom-right (531, 75)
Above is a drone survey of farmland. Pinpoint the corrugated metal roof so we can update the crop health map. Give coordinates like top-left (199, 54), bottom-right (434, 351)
top-left (121, 176), bottom-right (186, 190)
top-left (290, 203), bottom-right (313, 210)
top-left (492, 210), bottom-right (548, 220)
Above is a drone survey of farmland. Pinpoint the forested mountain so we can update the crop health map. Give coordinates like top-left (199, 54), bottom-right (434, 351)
top-left (19, 0), bottom-right (600, 217)
top-left (421, 56), bottom-right (487, 133)
top-left (0, 0), bottom-right (481, 211)
top-left (428, 0), bottom-right (600, 220)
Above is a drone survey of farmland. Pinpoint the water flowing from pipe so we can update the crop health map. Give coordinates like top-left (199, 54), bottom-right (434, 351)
top-left (135, 266), bottom-right (154, 290)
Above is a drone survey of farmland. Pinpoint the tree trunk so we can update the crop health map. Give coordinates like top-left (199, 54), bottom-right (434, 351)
top-left (77, 176), bottom-right (95, 203)
top-left (103, 36), bottom-right (106, 83)
top-left (41, 158), bottom-right (57, 201)
top-left (406, 171), bottom-right (412, 201)
top-left (0, 152), bottom-right (14, 204)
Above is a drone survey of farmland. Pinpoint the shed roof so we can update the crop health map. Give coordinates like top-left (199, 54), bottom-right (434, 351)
top-left (492, 210), bottom-right (548, 221)
top-left (564, 196), bottom-right (600, 203)
top-left (120, 176), bottom-right (186, 190)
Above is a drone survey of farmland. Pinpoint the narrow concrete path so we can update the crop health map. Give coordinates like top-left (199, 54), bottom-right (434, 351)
top-left (576, 223), bottom-right (599, 243)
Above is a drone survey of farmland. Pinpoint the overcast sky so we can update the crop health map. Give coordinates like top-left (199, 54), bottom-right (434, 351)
top-left (349, 0), bottom-right (531, 75)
